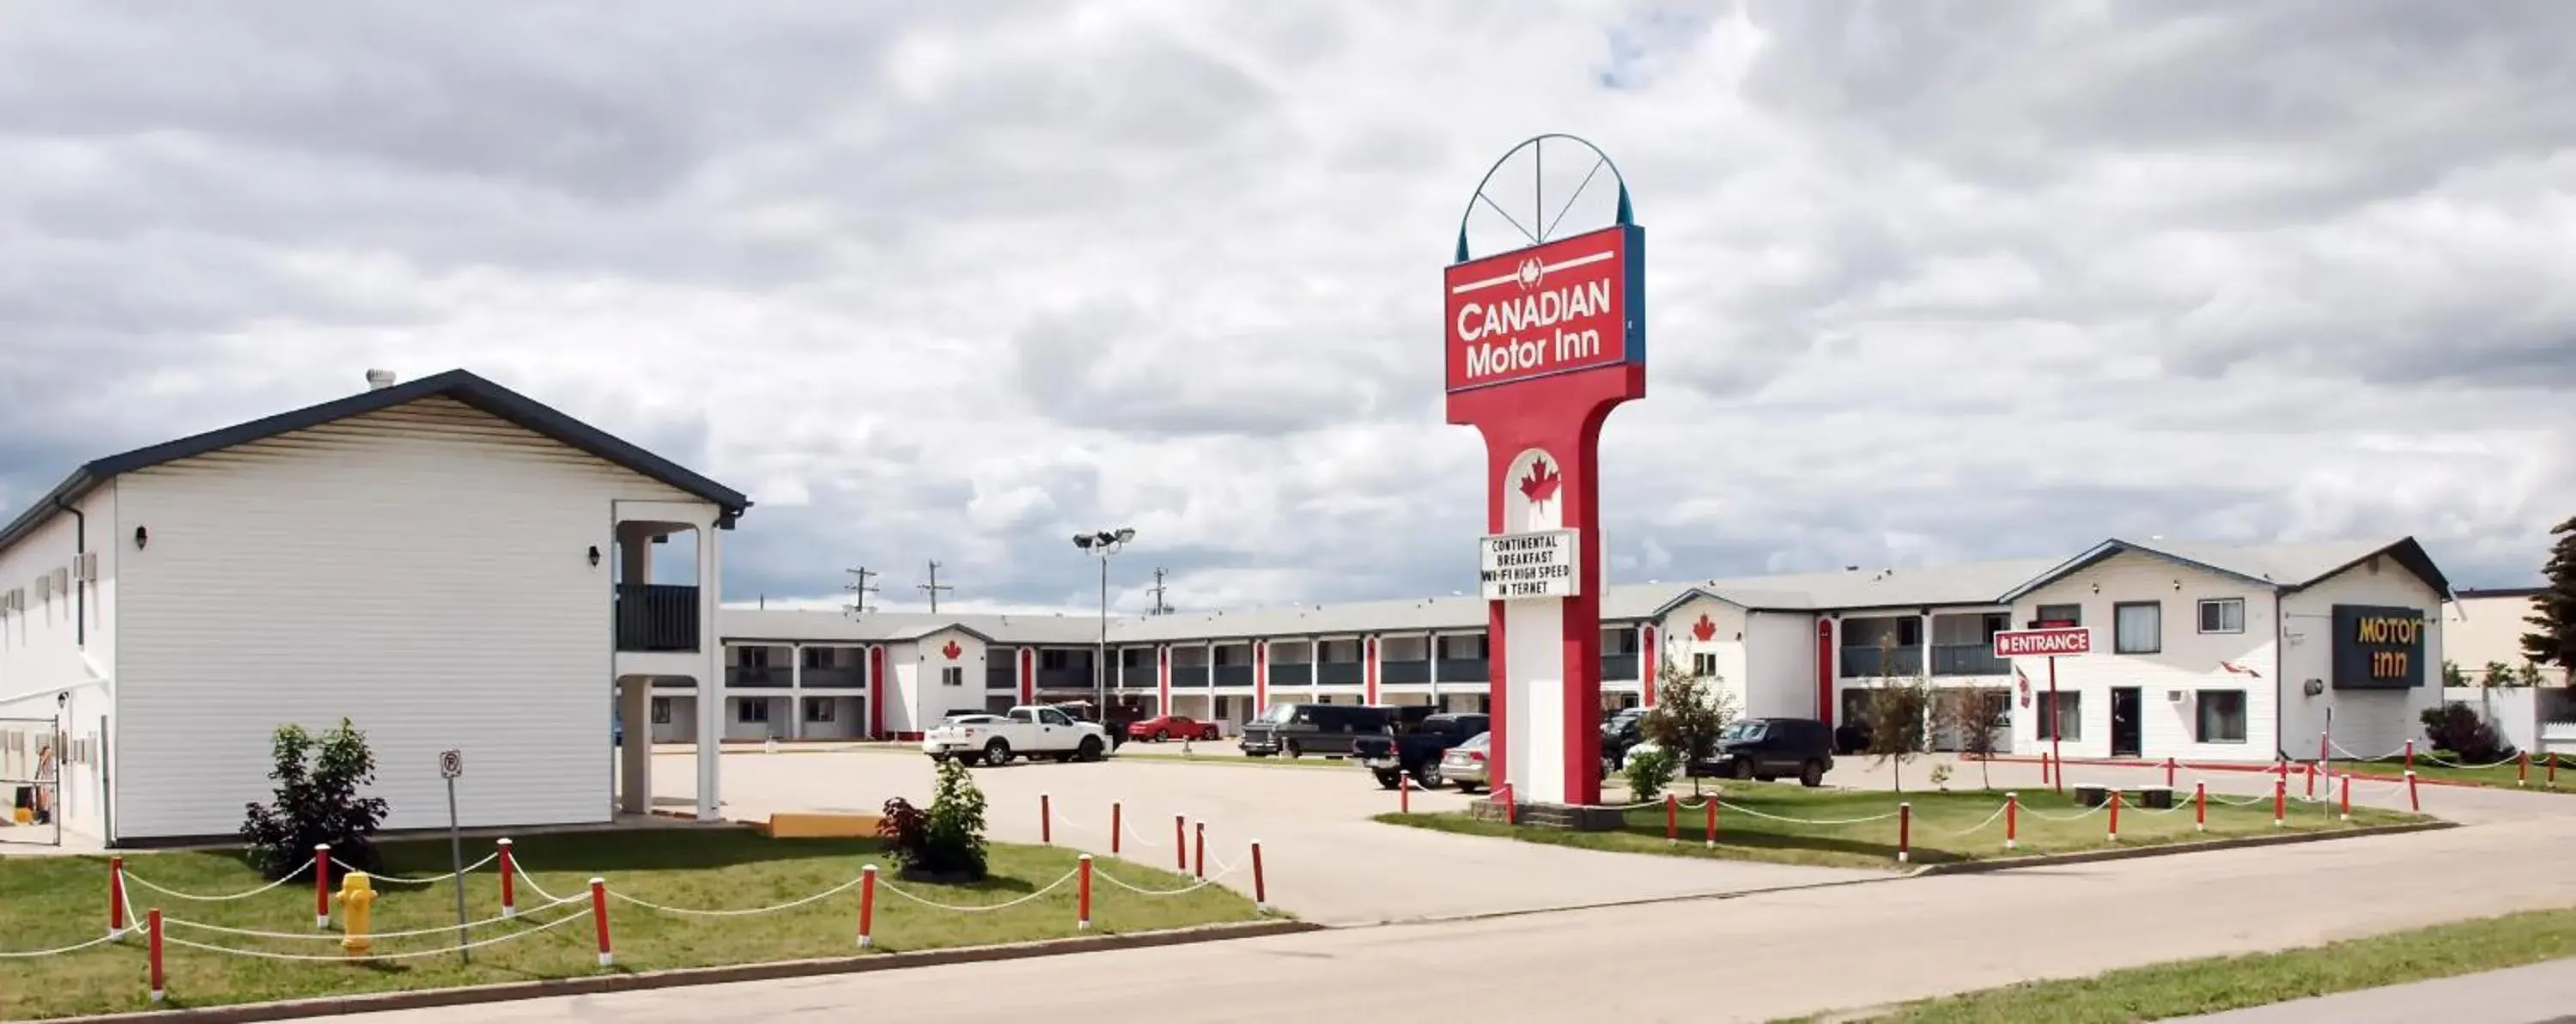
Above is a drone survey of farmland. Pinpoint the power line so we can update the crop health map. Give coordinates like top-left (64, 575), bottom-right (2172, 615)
top-left (842, 565), bottom-right (879, 615)
top-left (919, 559), bottom-right (953, 613)
top-left (1149, 567), bottom-right (1173, 616)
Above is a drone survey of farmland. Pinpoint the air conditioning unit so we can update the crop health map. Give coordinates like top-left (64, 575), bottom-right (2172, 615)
top-left (71, 552), bottom-right (97, 582)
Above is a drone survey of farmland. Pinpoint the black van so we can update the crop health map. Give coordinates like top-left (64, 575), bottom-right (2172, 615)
top-left (1692, 716), bottom-right (1837, 787)
top-left (1238, 704), bottom-right (1391, 758)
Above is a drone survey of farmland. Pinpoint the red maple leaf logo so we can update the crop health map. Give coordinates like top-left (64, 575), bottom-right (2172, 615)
top-left (1691, 614), bottom-right (1716, 643)
top-left (941, 640), bottom-right (962, 661)
top-left (1518, 457), bottom-right (1561, 506)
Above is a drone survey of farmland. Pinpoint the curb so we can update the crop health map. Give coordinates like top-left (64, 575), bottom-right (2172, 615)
top-left (1988, 754), bottom-right (2563, 794)
top-left (39, 919), bottom-right (1320, 1024)
top-left (1908, 820), bottom-right (2459, 875)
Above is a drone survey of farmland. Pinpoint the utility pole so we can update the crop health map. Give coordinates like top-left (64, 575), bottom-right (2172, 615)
top-left (918, 559), bottom-right (952, 613)
top-left (842, 566), bottom-right (879, 615)
top-left (1149, 567), bottom-right (1173, 616)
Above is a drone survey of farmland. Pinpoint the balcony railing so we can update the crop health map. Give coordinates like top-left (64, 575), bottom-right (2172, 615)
top-left (1213, 665), bottom-right (1254, 687)
top-left (1601, 654), bottom-right (1640, 680)
top-left (1316, 662), bottom-right (1364, 686)
top-left (1839, 644), bottom-right (1925, 679)
top-left (985, 667), bottom-right (1017, 689)
top-left (1435, 658), bottom-right (1489, 684)
top-left (1172, 666), bottom-right (1210, 687)
top-left (615, 584), bottom-right (700, 652)
top-left (1270, 663), bottom-right (1313, 686)
top-left (1931, 643), bottom-right (2009, 677)
top-left (1382, 660), bottom-right (1431, 685)
top-left (727, 666), bottom-right (790, 687)
top-left (1121, 666), bottom-right (1156, 688)
top-left (1035, 668), bottom-right (1092, 692)
top-left (802, 666), bottom-right (864, 688)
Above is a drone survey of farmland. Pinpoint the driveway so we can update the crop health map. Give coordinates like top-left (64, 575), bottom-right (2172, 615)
top-left (653, 748), bottom-right (1882, 925)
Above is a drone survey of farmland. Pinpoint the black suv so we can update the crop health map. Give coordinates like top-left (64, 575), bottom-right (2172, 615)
top-left (1692, 716), bottom-right (1835, 787)
top-left (1601, 707), bottom-right (1649, 778)
top-left (1353, 712), bottom-right (1490, 789)
top-left (1238, 704), bottom-right (1391, 758)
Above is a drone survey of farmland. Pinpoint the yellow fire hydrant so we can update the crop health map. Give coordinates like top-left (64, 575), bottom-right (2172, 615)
top-left (333, 873), bottom-right (377, 954)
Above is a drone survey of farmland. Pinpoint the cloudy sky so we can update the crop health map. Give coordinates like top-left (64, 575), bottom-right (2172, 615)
top-left (3, 1), bottom-right (2571, 615)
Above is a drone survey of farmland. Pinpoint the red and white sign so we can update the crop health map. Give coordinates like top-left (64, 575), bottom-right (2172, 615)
top-left (1444, 225), bottom-right (1640, 393)
top-left (1993, 627), bottom-right (2093, 658)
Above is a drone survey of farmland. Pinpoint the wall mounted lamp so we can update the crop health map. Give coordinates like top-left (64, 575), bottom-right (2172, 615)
top-left (132, 526), bottom-right (148, 550)
top-left (587, 545), bottom-right (602, 567)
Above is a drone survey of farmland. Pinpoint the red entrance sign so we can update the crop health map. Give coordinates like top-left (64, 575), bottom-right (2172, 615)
top-left (1444, 225), bottom-right (1643, 393)
top-left (1993, 627), bottom-right (2093, 658)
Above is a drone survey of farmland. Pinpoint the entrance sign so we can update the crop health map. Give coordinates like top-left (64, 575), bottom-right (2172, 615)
top-left (1993, 627), bottom-right (2093, 658)
top-left (1479, 529), bottom-right (1581, 600)
top-left (1445, 135), bottom-right (1647, 809)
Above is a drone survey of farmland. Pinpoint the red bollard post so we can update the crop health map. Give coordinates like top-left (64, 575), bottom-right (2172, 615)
top-left (313, 844), bottom-right (332, 929)
top-left (2106, 789), bottom-right (2123, 843)
top-left (2339, 774), bottom-right (2352, 823)
top-left (108, 856), bottom-right (127, 936)
top-left (1111, 802), bottom-right (1123, 856)
top-left (2040, 751), bottom-right (2052, 787)
top-left (1076, 855), bottom-right (1093, 932)
top-left (1664, 795), bottom-right (1677, 844)
top-left (2194, 781), bottom-right (2208, 832)
top-left (1041, 794), bottom-right (1052, 844)
top-left (1194, 821), bottom-right (1206, 880)
top-left (497, 838), bottom-right (517, 918)
top-left (1897, 802), bottom-right (1913, 864)
top-left (2164, 757), bottom-right (2177, 789)
top-left (1400, 771), bottom-right (1410, 814)
top-left (1250, 841), bottom-right (1268, 911)
top-left (2273, 778), bottom-right (2287, 827)
top-left (2004, 793), bottom-right (2020, 850)
top-left (2521, 751), bottom-right (2532, 788)
top-left (2404, 739), bottom-right (2415, 774)
top-left (2303, 761), bottom-right (2316, 799)
top-left (1174, 815), bottom-right (1187, 871)
top-left (857, 864), bottom-right (878, 949)
top-left (589, 877), bottom-right (613, 967)
top-left (2406, 770), bottom-right (2421, 812)
top-left (147, 909), bottom-right (165, 1003)
top-left (1704, 798), bottom-right (1717, 850)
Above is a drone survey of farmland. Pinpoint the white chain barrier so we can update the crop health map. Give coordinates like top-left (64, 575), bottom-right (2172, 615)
top-left (0, 933), bottom-right (123, 959)
top-left (163, 897), bottom-right (586, 942)
top-left (332, 853), bottom-right (496, 886)
top-left (162, 908), bottom-right (590, 963)
top-left (122, 862), bottom-right (308, 903)
top-left (608, 871), bottom-right (872, 918)
top-left (878, 867), bottom-right (1078, 913)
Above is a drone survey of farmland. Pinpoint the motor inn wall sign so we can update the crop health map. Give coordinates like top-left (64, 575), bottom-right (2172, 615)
top-left (1443, 135), bottom-right (1648, 809)
top-left (2331, 604), bottom-right (2427, 690)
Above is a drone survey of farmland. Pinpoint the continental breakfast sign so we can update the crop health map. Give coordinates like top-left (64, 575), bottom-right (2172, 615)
top-left (2332, 604), bottom-right (2427, 690)
top-left (1479, 529), bottom-right (1580, 600)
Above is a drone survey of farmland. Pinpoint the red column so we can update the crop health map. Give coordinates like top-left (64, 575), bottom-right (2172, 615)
top-left (1815, 619), bottom-right (1836, 728)
top-left (1157, 647), bottom-right (1171, 714)
top-left (1018, 648), bottom-right (1036, 707)
top-left (1364, 637), bottom-right (1380, 705)
top-left (868, 645), bottom-right (887, 739)
top-left (1254, 640), bottom-right (1269, 711)
top-left (1641, 625), bottom-right (1659, 709)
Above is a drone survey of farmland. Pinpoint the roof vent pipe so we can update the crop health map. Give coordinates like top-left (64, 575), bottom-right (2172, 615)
top-left (365, 369), bottom-right (397, 391)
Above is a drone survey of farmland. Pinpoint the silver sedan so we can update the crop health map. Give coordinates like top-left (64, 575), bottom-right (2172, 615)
top-left (1437, 731), bottom-right (1491, 793)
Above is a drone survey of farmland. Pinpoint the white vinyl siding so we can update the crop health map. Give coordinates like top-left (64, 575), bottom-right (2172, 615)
top-left (112, 397), bottom-right (707, 840)
top-left (0, 485), bottom-right (118, 843)
top-left (2008, 552), bottom-right (2280, 763)
top-left (2277, 558), bottom-right (2446, 761)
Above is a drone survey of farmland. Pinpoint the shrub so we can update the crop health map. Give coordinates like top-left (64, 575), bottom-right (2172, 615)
top-left (1621, 746), bottom-right (1678, 802)
top-left (877, 795), bottom-right (929, 865)
top-left (240, 719), bottom-right (391, 881)
top-left (2420, 702), bottom-right (2513, 763)
top-left (882, 758), bottom-right (990, 879)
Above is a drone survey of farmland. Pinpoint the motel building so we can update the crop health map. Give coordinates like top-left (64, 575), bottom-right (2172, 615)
top-left (0, 369), bottom-right (749, 848)
top-left (714, 536), bottom-right (2455, 763)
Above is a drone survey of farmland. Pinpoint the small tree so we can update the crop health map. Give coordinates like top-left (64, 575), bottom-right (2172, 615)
top-left (923, 755), bottom-right (990, 878)
top-left (1863, 634), bottom-right (1932, 795)
top-left (1620, 747), bottom-right (1679, 802)
top-left (2482, 660), bottom-right (2521, 687)
top-left (240, 719), bottom-right (390, 881)
top-left (1936, 688), bottom-right (2009, 789)
top-left (2524, 515), bottom-right (2576, 681)
top-left (1643, 654), bottom-right (1738, 795)
top-left (2440, 660), bottom-right (2470, 688)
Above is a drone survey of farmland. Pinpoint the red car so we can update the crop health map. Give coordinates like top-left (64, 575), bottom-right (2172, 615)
top-left (1127, 715), bottom-right (1219, 742)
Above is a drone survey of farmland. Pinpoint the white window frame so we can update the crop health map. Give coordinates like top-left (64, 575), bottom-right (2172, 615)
top-left (940, 666), bottom-right (964, 687)
top-left (737, 698), bottom-right (770, 724)
top-left (2113, 601), bottom-right (2163, 655)
top-left (2196, 689), bottom-right (2247, 744)
top-left (2196, 598), bottom-right (2245, 635)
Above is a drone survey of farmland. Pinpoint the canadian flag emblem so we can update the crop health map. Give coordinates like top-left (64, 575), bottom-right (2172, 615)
top-left (1691, 613), bottom-right (1717, 643)
top-left (1519, 456), bottom-right (1562, 507)
top-left (941, 640), bottom-right (962, 661)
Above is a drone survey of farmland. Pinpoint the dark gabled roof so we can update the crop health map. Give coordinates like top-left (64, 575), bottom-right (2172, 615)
top-left (1997, 536), bottom-right (2453, 604)
top-left (2456, 586), bottom-right (2543, 600)
top-left (0, 369), bottom-right (752, 554)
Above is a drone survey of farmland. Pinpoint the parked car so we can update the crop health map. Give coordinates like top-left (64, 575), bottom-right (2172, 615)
top-left (1127, 714), bottom-right (1220, 742)
top-left (1353, 712), bottom-right (1491, 789)
top-left (1692, 716), bottom-right (1835, 787)
top-left (1601, 707), bottom-right (1649, 777)
top-left (1437, 731), bottom-right (1492, 794)
top-left (1047, 701), bottom-right (1134, 749)
top-left (921, 705), bottom-right (1111, 765)
top-left (1239, 703), bottom-right (1391, 759)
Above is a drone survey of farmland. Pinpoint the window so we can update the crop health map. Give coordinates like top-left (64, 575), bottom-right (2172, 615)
top-left (802, 646), bottom-right (835, 668)
top-left (2113, 601), bottom-right (2162, 654)
top-left (738, 646), bottom-right (773, 668)
top-left (736, 699), bottom-right (769, 724)
top-left (2035, 603), bottom-right (2082, 627)
top-left (2035, 691), bottom-right (2081, 741)
top-left (2198, 598), bottom-right (2245, 634)
top-left (2196, 690), bottom-right (2246, 744)
top-left (1040, 649), bottom-right (1071, 671)
top-left (1692, 652), bottom-right (1719, 677)
top-left (650, 698), bottom-right (672, 725)
top-left (1010, 708), bottom-right (1037, 724)
top-left (1038, 708), bottom-right (1074, 727)
top-left (939, 666), bottom-right (964, 687)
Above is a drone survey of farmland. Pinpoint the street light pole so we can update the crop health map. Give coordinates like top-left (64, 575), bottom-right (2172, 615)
top-left (1072, 527), bottom-right (1137, 721)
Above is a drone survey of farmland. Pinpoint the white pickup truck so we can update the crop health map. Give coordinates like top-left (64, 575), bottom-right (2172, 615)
top-left (921, 705), bottom-right (1111, 765)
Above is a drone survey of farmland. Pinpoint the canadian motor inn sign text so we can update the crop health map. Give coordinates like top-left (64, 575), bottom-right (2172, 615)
top-left (1445, 225), bottom-right (1639, 392)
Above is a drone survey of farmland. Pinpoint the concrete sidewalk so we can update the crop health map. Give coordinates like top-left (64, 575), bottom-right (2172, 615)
top-left (2168, 956), bottom-right (2576, 1022)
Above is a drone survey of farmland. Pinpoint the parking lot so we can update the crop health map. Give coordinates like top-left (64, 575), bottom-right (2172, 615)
top-left (651, 746), bottom-right (1884, 925)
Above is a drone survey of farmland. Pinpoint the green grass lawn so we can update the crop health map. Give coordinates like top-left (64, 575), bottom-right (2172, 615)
top-left (2332, 755), bottom-right (2567, 791)
top-left (0, 828), bottom-right (1261, 1021)
top-left (1376, 782), bottom-right (2425, 871)
top-left (1786, 905), bottom-right (2576, 1023)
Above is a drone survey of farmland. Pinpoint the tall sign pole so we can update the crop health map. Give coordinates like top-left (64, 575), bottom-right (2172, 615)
top-left (438, 749), bottom-right (470, 963)
top-left (1444, 135), bottom-right (1647, 810)
top-left (1994, 626), bottom-right (2092, 795)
